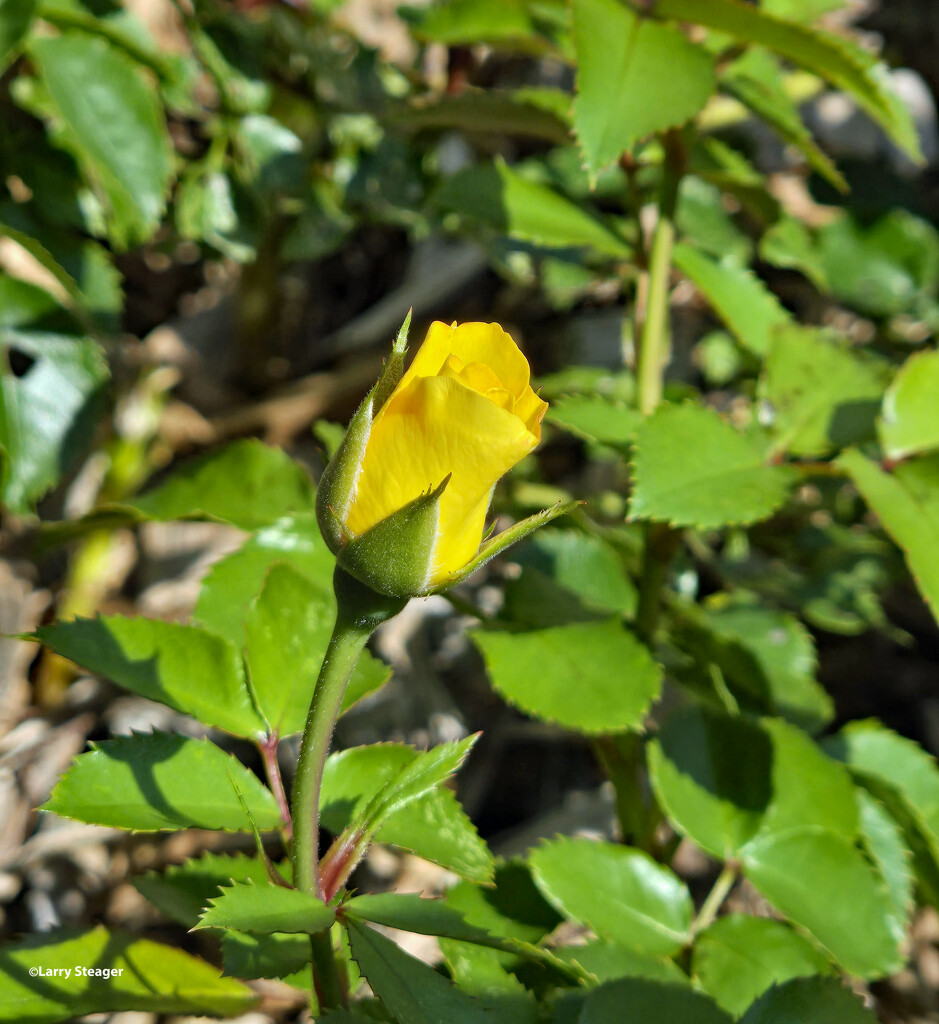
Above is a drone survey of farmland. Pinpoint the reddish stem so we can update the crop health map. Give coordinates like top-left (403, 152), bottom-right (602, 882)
top-left (258, 733), bottom-right (293, 840)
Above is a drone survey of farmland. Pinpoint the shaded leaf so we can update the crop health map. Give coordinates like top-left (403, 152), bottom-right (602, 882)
top-left (43, 732), bottom-right (282, 832)
top-left (739, 976), bottom-right (878, 1024)
top-left (578, 977), bottom-right (731, 1024)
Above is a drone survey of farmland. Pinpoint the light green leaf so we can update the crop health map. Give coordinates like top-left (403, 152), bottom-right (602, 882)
top-left (759, 216), bottom-right (829, 291)
top-left (133, 852), bottom-right (275, 927)
top-left (131, 438), bottom-right (316, 529)
top-left (547, 395), bottom-right (641, 446)
top-left (674, 243), bottom-right (792, 356)
top-left (245, 564), bottom-right (389, 736)
top-left (742, 827), bottom-right (903, 978)
top-left (29, 33), bottom-right (173, 248)
top-left (529, 837), bottom-right (692, 956)
top-left (0, 329), bottom-right (107, 514)
top-left (578, 977), bottom-right (731, 1024)
top-left (857, 790), bottom-right (914, 938)
top-left (760, 326), bottom-right (888, 457)
top-left (194, 514), bottom-right (335, 648)
top-left (629, 403), bottom-right (797, 529)
top-left (739, 976), bottom-right (878, 1024)
top-left (197, 882), bottom-right (335, 935)
top-left (760, 0), bottom-right (843, 20)
top-left (653, 0), bottom-right (921, 160)
top-left (43, 732), bottom-right (282, 832)
top-left (676, 176), bottom-right (753, 267)
top-left (648, 708), bottom-right (857, 859)
top-left (0, 926), bottom-right (255, 1024)
top-left (692, 916), bottom-right (833, 1017)
top-left (473, 618), bottom-right (660, 734)
top-left (0, 0), bottom-right (37, 71)
top-left (409, 0), bottom-right (567, 52)
top-left (554, 941), bottom-right (688, 986)
top-left (320, 744), bottom-right (493, 882)
top-left (880, 349), bottom-right (939, 460)
top-left (837, 449), bottom-right (939, 623)
top-left (572, 0), bottom-right (715, 178)
top-left (347, 920), bottom-right (492, 1024)
top-left (34, 615), bottom-right (265, 738)
top-left (721, 47), bottom-right (845, 191)
top-left (435, 160), bottom-right (632, 259)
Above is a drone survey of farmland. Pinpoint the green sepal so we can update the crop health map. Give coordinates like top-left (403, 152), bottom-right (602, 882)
top-left (433, 500), bottom-right (583, 594)
top-left (316, 312), bottom-right (411, 554)
top-left (337, 475), bottom-right (450, 598)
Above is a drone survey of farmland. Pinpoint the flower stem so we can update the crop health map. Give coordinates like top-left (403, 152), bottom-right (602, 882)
top-left (290, 567), bottom-right (405, 1012)
top-left (692, 864), bottom-right (738, 936)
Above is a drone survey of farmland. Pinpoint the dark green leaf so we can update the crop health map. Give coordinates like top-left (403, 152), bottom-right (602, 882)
top-left (29, 33), bottom-right (173, 248)
top-left (473, 618), bottom-right (660, 734)
top-left (347, 919), bottom-right (492, 1024)
top-left (43, 732), bottom-right (282, 832)
top-left (529, 837), bottom-right (692, 956)
top-left (221, 930), bottom-right (310, 982)
top-left (629, 403), bottom-right (797, 529)
top-left (0, 926), bottom-right (256, 1024)
top-left (0, 0), bottom-right (37, 71)
top-left (35, 615), bottom-right (265, 738)
top-left (578, 977), bottom-right (732, 1024)
top-left (572, 0), bottom-right (715, 178)
top-left (554, 941), bottom-right (687, 986)
top-left (692, 916), bottom-right (832, 1016)
top-left (738, 976), bottom-right (879, 1023)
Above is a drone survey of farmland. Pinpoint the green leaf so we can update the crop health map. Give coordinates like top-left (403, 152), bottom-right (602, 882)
top-left (759, 326), bottom-right (888, 457)
top-left (760, 0), bottom-right (843, 20)
top-left (571, 0), bottom-right (715, 178)
top-left (652, 0), bottom-right (921, 161)
top-left (133, 852), bottom-right (274, 927)
top-left (547, 395), bottom-right (641, 446)
top-left (221, 930), bottom-right (310, 982)
top-left (742, 827), bottom-right (903, 977)
top-left (759, 216), bottom-right (830, 291)
top-left (825, 720), bottom-right (939, 906)
top-left (739, 977), bottom-right (879, 1024)
top-left (529, 837), bottom-right (692, 956)
top-left (197, 881), bottom-right (335, 934)
top-left (578, 977), bottom-right (731, 1024)
top-left (674, 243), bottom-right (792, 356)
top-left (856, 790), bottom-right (914, 937)
top-left (131, 438), bottom-right (316, 529)
top-left (880, 349), bottom-right (939, 460)
top-left (408, 0), bottom-right (567, 51)
top-left (676, 176), bottom-right (753, 267)
top-left (34, 615), bottom-right (265, 738)
top-left (629, 403), bottom-right (797, 529)
top-left (686, 601), bottom-right (833, 732)
top-left (720, 48), bottom-right (845, 192)
top-left (320, 744), bottom-right (493, 882)
top-left (814, 210), bottom-right (939, 318)
top-left (0, 330), bottom-right (108, 514)
top-left (692, 916), bottom-right (832, 1016)
top-left (43, 732), bottom-right (282, 832)
top-left (194, 513), bottom-right (335, 648)
top-left (0, 0), bottom-right (37, 71)
top-left (322, 737), bottom-right (478, 891)
top-left (245, 564), bottom-right (389, 736)
top-left (435, 160), bottom-right (632, 259)
top-left (837, 450), bottom-right (939, 623)
top-left (473, 618), bottom-right (660, 734)
top-left (346, 919), bottom-right (492, 1024)
top-left (647, 708), bottom-right (857, 859)
top-left (554, 941), bottom-right (688, 986)
top-left (29, 33), bottom-right (173, 248)
top-left (0, 926), bottom-right (256, 1024)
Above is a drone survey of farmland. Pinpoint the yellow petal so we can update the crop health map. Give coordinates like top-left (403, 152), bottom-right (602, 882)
top-left (346, 374), bottom-right (539, 586)
top-left (399, 321), bottom-right (534, 398)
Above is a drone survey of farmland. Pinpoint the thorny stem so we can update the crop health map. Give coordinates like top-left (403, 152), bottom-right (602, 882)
top-left (290, 567), bottom-right (404, 1012)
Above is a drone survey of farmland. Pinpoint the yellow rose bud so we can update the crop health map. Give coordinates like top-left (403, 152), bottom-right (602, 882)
top-left (346, 321), bottom-right (546, 589)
